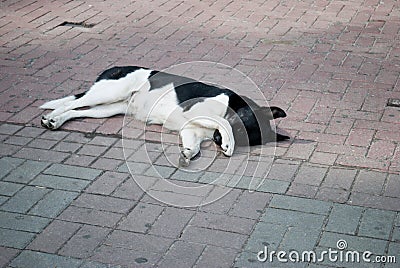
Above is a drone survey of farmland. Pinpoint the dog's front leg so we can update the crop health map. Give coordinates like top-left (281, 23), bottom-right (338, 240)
top-left (179, 127), bottom-right (201, 167)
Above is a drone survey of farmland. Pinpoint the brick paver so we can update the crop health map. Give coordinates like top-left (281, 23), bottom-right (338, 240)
top-left (1, 0), bottom-right (400, 267)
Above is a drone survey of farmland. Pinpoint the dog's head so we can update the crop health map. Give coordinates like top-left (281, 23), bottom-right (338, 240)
top-left (213, 105), bottom-right (288, 147)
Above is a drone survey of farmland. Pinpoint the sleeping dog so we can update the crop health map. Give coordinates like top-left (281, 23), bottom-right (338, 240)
top-left (40, 66), bottom-right (289, 166)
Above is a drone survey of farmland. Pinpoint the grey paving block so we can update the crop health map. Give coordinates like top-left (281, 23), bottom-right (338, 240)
top-left (3, 160), bottom-right (49, 184)
top-left (244, 222), bottom-right (287, 253)
top-left (29, 190), bottom-right (79, 218)
top-left (27, 220), bottom-right (82, 254)
top-left (118, 161), bottom-right (150, 174)
top-left (57, 206), bottom-right (123, 227)
top-left (0, 196), bottom-right (8, 206)
top-left (194, 245), bottom-right (238, 268)
top-left (9, 250), bottom-right (83, 268)
top-left (59, 225), bottom-right (111, 259)
top-left (322, 167), bottom-right (357, 190)
top-left (158, 241), bottom-right (205, 268)
top-left (234, 251), bottom-right (307, 268)
top-left (0, 123), bottom-right (23, 135)
top-left (88, 136), bottom-right (118, 146)
top-left (149, 206), bottom-right (195, 238)
top-left (44, 164), bottom-right (102, 181)
top-left (105, 230), bottom-right (174, 252)
top-left (144, 165), bottom-right (176, 178)
top-left (256, 178), bottom-right (290, 194)
top-left (279, 226), bottom-right (321, 252)
top-left (117, 203), bottom-right (164, 233)
top-left (39, 130), bottom-right (69, 141)
top-left (15, 126), bottom-right (45, 138)
top-left (199, 189), bottom-right (242, 214)
top-left (0, 181), bottom-right (23, 196)
top-left (27, 138), bottom-right (58, 150)
top-left (80, 260), bottom-right (123, 268)
top-left (78, 144), bottom-right (109, 156)
top-left (319, 231), bottom-right (388, 255)
top-left (91, 245), bottom-right (161, 267)
top-left (358, 208), bottom-right (396, 240)
top-left (352, 170), bottom-right (386, 195)
top-left (14, 148), bottom-right (70, 163)
top-left (269, 195), bottom-right (331, 215)
top-left (386, 242), bottom-right (400, 268)
top-left (261, 208), bottom-right (325, 229)
top-left (181, 226), bottom-right (247, 249)
top-left (0, 246), bottom-right (20, 268)
top-left (170, 169), bottom-right (204, 182)
top-left (384, 174), bottom-right (400, 198)
top-left (228, 191), bottom-right (271, 219)
top-left (1, 186), bottom-right (50, 213)
top-left (266, 162), bottom-right (299, 182)
top-left (0, 228), bottom-right (36, 249)
top-left (30, 174), bottom-right (90, 192)
top-left (112, 175), bottom-right (156, 200)
top-left (190, 211), bottom-right (256, 234)
top-left (294, 164), bottom-right (328, 186)
top-left (72, 193), bottom-right (135, 214)
top-left (326, 204), bottom-right (363, 235)
top-left (0, 211), bottom-right (51, 233)
top-left (0, 157), bottom-right (24, 179)
top-left (85, 171), bottom-right (128, 195)
top-left (53, 141), bottom-right (83, 153)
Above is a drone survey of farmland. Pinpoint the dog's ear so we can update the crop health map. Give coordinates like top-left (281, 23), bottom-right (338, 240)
top-left (258, 106), bottom-right (286, 120)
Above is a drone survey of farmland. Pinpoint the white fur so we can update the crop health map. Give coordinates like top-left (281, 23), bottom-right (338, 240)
top-left (40, 68), bottom-right (235, 165)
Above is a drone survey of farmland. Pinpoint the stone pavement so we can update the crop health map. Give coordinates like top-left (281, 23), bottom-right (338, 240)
top-left (1, 0), bottom-right (400, 267)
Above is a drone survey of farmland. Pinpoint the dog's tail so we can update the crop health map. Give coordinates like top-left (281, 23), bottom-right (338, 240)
top-left (39, 93), bottom-right (85, 110)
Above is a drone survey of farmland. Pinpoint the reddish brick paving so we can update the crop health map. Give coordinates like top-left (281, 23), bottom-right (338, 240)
top-left (1, 0), bottom-right (400, 267)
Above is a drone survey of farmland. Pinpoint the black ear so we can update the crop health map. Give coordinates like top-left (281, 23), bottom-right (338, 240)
top-left (270, 106), bottom-right (286, 119)
top-left (276, 133), bottom-right (290, 141)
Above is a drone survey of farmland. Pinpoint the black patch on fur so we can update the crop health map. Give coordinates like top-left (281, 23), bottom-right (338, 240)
top-left (74, 92), bottom-right (85, 99)
top-left (96, 66), bottom-right (144, 82)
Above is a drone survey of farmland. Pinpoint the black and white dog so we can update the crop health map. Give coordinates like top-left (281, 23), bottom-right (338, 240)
top-left (40, 66), bottom-right (289, 165)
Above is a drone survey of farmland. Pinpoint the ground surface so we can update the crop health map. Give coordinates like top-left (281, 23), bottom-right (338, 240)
top-left (0, 0), bottom-right (400, 267)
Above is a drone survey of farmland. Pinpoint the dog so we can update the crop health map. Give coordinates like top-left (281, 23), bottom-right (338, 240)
top-left (40, 66), bottom-right (289, 166)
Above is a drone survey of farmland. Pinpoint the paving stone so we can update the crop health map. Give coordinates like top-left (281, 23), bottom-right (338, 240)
top-left (39, 130), bottom-right (70, 141)
top-left (72, 193), bottom-right (135, 214)
top-left (144, 164), bottom-right (176, 178)
top-left (27, 220), bottom-right (82, 254)
top-left (9, 250), bottom-right (82, 268)
top-left (0, 123), bottom-right (23, 135)
top-left (57, 206), bottom-right (123, 228)
top-left (4, 136), bottom-right (33, 146)
top-left (14, 147), bottom-right (70, 162)
top-left (112, 175), bottom-right (156, 200)
top-left (105, 230), bottom-right (174, 252)
top-left (261, 208), bottom-right (325, 229)
top-left (80, 260), bottom-right (123, 268)
top-left (59, 225), bottom-right (111, 259)
top-left (0, 181), bottom-right (23, 196)
top-left (78, 144), bottom-right (109, 156)
top-left (358, 208), bottom-right (396, 240)
top-left (64, 154), bottom-right (97, 167)
top-left (269, 195), bottom-right (331, 215)
top-left (266, 162), bottom-right (298, 182)
top-left (199, 188), bottom-right (242, 214)
top-left (322, 167), bottom-right (358, 190)
top-left (0, 228), bottom-right (36, 249)
top-left (117, 203), bottom-right (164, 233)
top-left (386, 242), bottom-right (400, 268)
top-left (316, 187), bottom-right (350, 203)
top-left (194, 245), bottom-right (238, 268)
top-left (149, 206), bottom-right (195, 238)
top-left (54, 141), bottom-right (83, 153)
top-left (1, 186), bottom-right (50, 213)
top-left (27, 138), bottom-right (58, 150)
top-left (190, 212), bottom-right (256, 234)
top-left (30, 174), bottom-right (90, 192)
top-left (170, 169), bottom-right (204, 182)
top-left (181, 226), bottom-right (247, 249)
top-left (384, 173), bottom-right (400, 198)
top-left (29, 190), bottom-right (79, 218)
top-left (15, 127), bottom-right (45, 138)
top-left (85, 171), bottom-right (128, 195)
top-left (228, 190), bottom-right (271, 219)
top-left (91, 245), bottom-right (161, 267)
top-left (158, 240), bottom-right (205, 268)
top-left (44, 164), bottom-right (102, 181)
top-left (88, 136), bottom-right (118, 146)
top-left (256, 179), bottom-right (290, 194)
top-left (352, 170), bottom-right (386, 195)
top-left (0, 157), bottom-right (24, 180)
top-left (0, 211), bottom-right (51, 233)
top-left (293, 164), bottom-right (327, 186)
top-left (325, 204), bottom-right (363, 235)
top-left (319, 231), bottom-right (387, 255)
top-left (0, 246), bottom-right (20, 267)
top-left (0, 196), bottom-right (8, 206)
top-left (90, 157), bottom-right (123, 171)
top-left (3, 160), bottom-right (49, 183)
top-left (287, 182), bottom-right (319, 198)
top-left (244, 222), bottom-right (287, 253)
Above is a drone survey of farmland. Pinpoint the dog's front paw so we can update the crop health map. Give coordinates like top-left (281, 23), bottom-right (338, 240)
top-left (219, 129), bottom-right (234, 157)
top-left (41, 116), bottom-right (60, 130)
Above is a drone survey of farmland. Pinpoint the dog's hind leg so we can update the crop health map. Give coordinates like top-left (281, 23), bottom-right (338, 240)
top-left (41, 102), bottom-right (128, 130)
